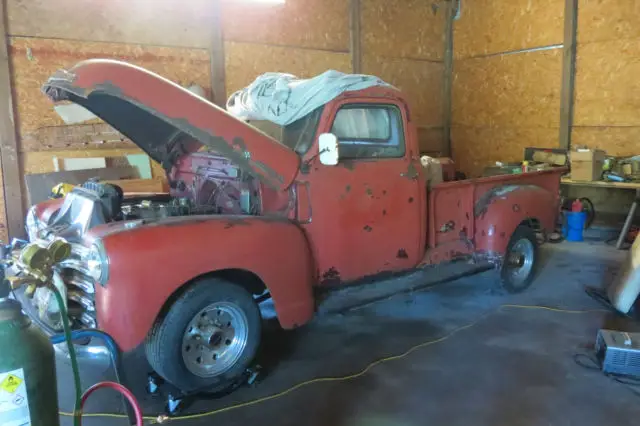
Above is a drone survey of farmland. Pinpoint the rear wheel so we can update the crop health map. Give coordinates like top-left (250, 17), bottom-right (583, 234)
top-left (145, 278), bottom-right (261, 392)
top-left (500, 226), bottom-right (538, 293)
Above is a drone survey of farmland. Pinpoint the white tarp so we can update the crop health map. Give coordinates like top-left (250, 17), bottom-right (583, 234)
top-left (226, 70), bottom-right (392, 126)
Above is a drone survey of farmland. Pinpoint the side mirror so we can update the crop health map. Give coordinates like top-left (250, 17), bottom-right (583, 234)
top-left (318, 133), bottom-right (339, 166)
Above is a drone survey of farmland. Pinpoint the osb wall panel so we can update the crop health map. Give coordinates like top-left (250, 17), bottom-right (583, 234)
top-left (361, 0), bottom-right (446, 61)
top-left (8, 0), bottom-right (348, 51)
top-left (221, 0), bottom-right (348, 52)
top-left (225, 41), bottom-right (351, 97)
top-left (574, 39), bottom-right (640, 127)
top-left (572, 127), bottom-right (640, 157)
top-left (363, 55), bottom-right (443, 127)
top-left (453, 0), bottom-right (564, 59)
top-left (418, 128), bottom-right (444, 155)
top-left (451, 127), bottom-right (558, 178)
top-left (578, 0), bottom-right (640, 44)
top-left (10, 37), bottom-right (211, 144)
top-left (452, 49), bottom-right (562, 128)
top-left (7, 0), bottom-right (216, 48)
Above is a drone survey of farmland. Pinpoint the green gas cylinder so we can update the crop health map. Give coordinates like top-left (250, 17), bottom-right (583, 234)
top-left (0, 298), bottom-right (60, 426)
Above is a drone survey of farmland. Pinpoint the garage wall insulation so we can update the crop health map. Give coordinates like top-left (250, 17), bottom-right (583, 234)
top-left (451, 0), bottom-right (564, 178)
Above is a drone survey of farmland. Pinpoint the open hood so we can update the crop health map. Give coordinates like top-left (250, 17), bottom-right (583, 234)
top-left (42, 59), bottom-right (300, 191)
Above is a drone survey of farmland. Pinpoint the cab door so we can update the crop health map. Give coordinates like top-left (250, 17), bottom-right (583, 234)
top-left (300, 97), bottom-right (423, 285)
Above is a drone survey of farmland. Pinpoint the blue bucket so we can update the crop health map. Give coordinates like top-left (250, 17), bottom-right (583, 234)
top-left (563, 211), bottom-right (587, 242)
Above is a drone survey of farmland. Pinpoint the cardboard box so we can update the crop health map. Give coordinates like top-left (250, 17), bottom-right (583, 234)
top-left (571, 149), bottom-right (606, 181)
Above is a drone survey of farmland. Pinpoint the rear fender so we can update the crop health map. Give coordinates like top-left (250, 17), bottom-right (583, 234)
top-left (474, 184), bottom-right (558, 256)
top-left (90, 216), bottom-right (315, 351)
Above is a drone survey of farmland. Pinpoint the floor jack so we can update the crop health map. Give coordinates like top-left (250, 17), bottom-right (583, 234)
top-left (146, 365), bottom-right (263, 416)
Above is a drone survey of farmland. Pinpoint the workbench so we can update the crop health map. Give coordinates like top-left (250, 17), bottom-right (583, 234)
top-left (561, 178), bottom-right (640, 249)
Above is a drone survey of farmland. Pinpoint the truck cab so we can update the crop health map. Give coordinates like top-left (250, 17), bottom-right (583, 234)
top-left (15, 60), bottom-right (562, 393)
top-left (296, 86), bottom-right (425, 283)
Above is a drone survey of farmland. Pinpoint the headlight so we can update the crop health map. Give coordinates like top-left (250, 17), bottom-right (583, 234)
top-left (86, 241), bottom-right (109, 287)
top-left (25, 206), bottom-right (42, 241)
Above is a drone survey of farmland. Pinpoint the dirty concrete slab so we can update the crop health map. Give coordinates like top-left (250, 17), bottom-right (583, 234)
top-left (57, 241), bottom-right (640, 425)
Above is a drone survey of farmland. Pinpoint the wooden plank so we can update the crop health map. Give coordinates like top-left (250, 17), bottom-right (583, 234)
top-left (561, 178), bottom-right (640, 190)
top-left (0, 0), bottom-right (24, 239)
top-left (349, 0), bottom-right (361, 74)
top-left (210, 0), bottom-right (227, 107)
top-left (22, 148), bottom-right (145, 175)
top-left (441, 0), bottom-right (454, 157)
top-left (21, 123), bottom-right (134, 152)
top-left (104, 178), bottom-right (169, 194)
top-left (558, 0), bottom-right (578, 150)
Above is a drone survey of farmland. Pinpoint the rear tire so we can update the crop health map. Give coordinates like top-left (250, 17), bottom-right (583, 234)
top-left (145, 278), bottom-right (261, 392)
top-left (500, 225), bottom-right (538, 293)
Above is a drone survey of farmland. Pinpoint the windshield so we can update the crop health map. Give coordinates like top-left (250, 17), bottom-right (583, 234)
top-left (249, 106), bottom-right (324, 156)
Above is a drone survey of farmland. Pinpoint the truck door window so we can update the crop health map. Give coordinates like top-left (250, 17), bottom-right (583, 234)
top-left (330, 105), bottom-right (405, 159)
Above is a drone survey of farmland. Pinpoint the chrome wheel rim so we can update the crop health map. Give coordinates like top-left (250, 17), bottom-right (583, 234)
top-left (505, 238), bottom-right (535, 288)
top-left (181, 301), bottom-right (249, 377)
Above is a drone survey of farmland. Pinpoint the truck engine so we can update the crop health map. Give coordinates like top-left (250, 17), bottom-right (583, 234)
top-left (21, 159), bottom-right (261, 334)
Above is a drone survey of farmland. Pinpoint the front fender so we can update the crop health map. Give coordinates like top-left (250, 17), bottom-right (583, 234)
top-left (474, 185), bottom-right (559, 255)
top-left (90, 216), bottom-right (315, 351)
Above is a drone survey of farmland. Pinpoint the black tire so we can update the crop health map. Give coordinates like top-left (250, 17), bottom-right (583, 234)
top-left (145, 278), bottom-right (261, 392)
top-left (579, 197), bottom-right (595, 229)
top-left (500, 225), bottom-right (539, 293)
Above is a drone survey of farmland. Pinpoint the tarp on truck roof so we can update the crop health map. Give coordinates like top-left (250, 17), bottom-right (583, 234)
top-left (226, 70), bottom-right (393, 126)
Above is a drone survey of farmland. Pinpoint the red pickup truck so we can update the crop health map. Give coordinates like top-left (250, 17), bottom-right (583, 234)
top-left (21, 60), bottom-right (563, 392)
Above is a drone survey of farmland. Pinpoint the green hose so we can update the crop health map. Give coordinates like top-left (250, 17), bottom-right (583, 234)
top-left (50, 285), bottom-right (83, 426)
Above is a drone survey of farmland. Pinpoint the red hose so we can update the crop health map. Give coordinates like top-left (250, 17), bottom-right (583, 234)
top-left (79, 381), bottom-right (144, 426)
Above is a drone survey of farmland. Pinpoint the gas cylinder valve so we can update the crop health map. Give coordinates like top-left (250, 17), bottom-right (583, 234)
top-left (6, 238), bottom-right (71, 294)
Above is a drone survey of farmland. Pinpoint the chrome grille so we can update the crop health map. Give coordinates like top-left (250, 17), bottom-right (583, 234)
top-left (60, 244), bottom-right (97, 329)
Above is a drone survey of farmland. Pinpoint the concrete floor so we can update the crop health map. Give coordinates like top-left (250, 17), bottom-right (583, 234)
top-left (56, 239), bottom-right (640, 425)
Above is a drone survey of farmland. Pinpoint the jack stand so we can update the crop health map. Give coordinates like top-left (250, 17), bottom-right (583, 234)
top-left (146, 364), bottom-right (263, 417)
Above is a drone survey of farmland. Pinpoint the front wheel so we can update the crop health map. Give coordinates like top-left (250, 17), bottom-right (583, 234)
top-left (145, 278), bottom-right (261, 392)
top-left (500, 225), bottom-right (538, 293)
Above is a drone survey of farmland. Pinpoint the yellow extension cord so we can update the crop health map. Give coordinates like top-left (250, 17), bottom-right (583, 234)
top-left (59, 304), bottom-right (609, 424)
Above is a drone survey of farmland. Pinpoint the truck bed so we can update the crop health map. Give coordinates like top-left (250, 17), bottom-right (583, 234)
top-left (423, 168), bottom-right (565, 265)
